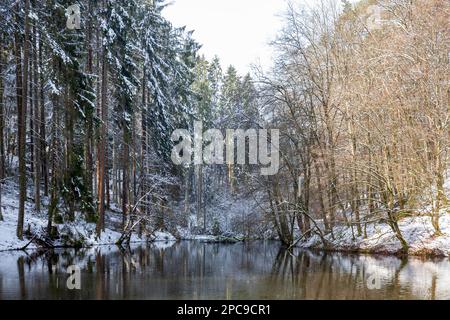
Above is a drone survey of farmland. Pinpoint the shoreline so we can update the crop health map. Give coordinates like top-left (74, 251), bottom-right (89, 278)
top-left (2, 236), bottom-right (450, 258)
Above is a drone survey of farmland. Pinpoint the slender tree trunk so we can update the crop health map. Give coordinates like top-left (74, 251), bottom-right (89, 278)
top-left (305, 168), bottom-right (311, 231)
top-left (39, 38), bottom-right (48, 197)
top-left (432, 141), bottom-right (444, 235)
top-left (85, 0), bottom-right (94, 201)
top-left (105, 150), bottom-right (110, 211)
top-left (139, 68), bottom-right (147, 236)
top-left (0, 45), bottom-right (5, 181)
top-left (387, 210), bottom-right (409, 254)
top-left (29, 43), bottom-right (33, 177)
top-left (64, 85), bottom-right (75, 221)
top-left (96, 49), bottom-right (108, 236)
top-left (349, 119), bottom-right (361, 236)
top-left (47, 91), bottom-right (60, 236)
top-left (33, 22), bottom-right (40, 212)
top-left (122, 130), bottom-right (130, 230)
top-left (314, 159), bottom-right (330, 233)
top-left (184, 169), bottom-right (190, 226)
top-left (0, 44), bottom-right (4, 221)
top-left (112, 139), bottom-right (117, 203)
top-left (195, 164), bottom-right (203, 229)
top-left (17, 0), bottom-right (30, 239)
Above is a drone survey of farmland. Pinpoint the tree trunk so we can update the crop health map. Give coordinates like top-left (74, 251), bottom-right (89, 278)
top-left (33, 23), bottom-right (40, 212)
top-left (122, 130), bottom-right (130, 231)
top-left (16, 1), bottom-right (29, 239)
top-left (139, 68), bottom-right (147, 236)
top-left (85, 0), bottom-right (94, 202)
top-left (96, 49), bottom-right (108, 236)
top-left (0, 43), bottom-right (6, 181)
top-left (314, 159), bottom-right (330, 233)
top-left (0, 43), bottom-right (3, 221)
top-left (39, 38), bottom-right (48, 197)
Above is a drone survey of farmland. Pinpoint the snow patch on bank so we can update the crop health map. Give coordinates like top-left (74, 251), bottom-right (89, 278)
top-left (150, 230), bottom-right (177, 242)
top-left (0, 181), bottom-right (177, 252)
top-left (299, 214), bottom-right (450, 256)
top-left (297, 173), bottom-right (450, 256)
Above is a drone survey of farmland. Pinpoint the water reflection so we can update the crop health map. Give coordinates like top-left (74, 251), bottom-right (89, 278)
top-left (0, 241), bottom-right (449, 299)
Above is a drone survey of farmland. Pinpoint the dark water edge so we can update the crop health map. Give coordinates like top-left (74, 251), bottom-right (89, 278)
top-left (0, 240), bottom-right (449, 300)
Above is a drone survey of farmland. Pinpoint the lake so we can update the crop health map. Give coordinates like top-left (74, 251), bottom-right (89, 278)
top-left (0, 241), bottom-right (449, 299)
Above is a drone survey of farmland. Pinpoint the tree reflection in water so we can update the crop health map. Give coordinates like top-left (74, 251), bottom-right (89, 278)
top-left (0, 241), bottom-right (448, 299)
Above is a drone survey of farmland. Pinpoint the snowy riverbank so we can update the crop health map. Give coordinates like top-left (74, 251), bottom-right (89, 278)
top-left (0, 181), bottom-right (178, 251)
top-left (2, 176), bottom-right (449, 257)
top-left (297, 214), bottom-right (450, 257)
top-left (297, 175), bottom-right (450, 256)
top-left (0, 180), bottom-right (246, 252)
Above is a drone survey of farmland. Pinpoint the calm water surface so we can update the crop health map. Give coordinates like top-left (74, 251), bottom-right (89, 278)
top-left (0, 241), bottom-right (449, 299)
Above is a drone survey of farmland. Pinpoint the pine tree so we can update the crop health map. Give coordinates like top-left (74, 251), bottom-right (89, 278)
top-left (104, 0), bottom-right (139, 228)
top-left (16, 0), bottom-right (30, 239)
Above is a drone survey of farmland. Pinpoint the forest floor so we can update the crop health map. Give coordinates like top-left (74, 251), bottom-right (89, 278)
top-left (298, 175), bottom-right (450, 257)
top-left (0, 180), bottom-right (176, 252)
top-left (2, 176), bottom-right (450, 257)
top-left (298, 214), bottom-right (450, 257)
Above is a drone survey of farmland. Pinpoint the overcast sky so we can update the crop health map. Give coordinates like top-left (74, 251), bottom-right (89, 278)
top-left (162, 0), bottom-right (289, 75)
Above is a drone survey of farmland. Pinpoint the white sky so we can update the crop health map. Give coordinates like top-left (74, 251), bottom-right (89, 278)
top-left (162, 0), bottom-right (289, 75)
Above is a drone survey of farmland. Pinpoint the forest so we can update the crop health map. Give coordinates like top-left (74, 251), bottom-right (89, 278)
top-left (0, 0), bottom-right (448, 257)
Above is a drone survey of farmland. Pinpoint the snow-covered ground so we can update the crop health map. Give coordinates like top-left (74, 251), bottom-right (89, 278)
top-left (298, 214), bottom-right (450, 256)
top-left (0, 179), bottom-right (248, 252)
top-left (0, 181), bottom-right (175, 252)
top-left (174, 190), bottom-right (273, 240)
top-left (298, 174), bottom-right (450, 256)
top-left (2, 175), bottom-right (449, 256)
